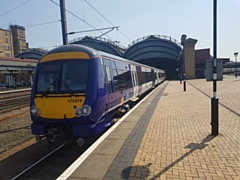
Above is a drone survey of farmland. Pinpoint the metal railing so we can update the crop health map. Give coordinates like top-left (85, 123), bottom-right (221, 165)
top-left (69, 35), bottom-right (182, 51)
top-left (69, 36), bottom-right (127, 50)
top-left (127, 35), bottom-right (182, 48)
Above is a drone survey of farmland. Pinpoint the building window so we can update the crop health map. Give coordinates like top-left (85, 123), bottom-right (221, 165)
top-left (4, 53), bottom-right (10, 57)
top-left (4, 38), bottom-right (8, 43)
top-left (4, 31), bottom-right (7, 36)
top-left (3, 45), bottom-right (10, 50)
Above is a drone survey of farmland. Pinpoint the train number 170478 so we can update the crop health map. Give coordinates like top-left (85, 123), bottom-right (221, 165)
top-left (68, 99), bottom-right (83, 103)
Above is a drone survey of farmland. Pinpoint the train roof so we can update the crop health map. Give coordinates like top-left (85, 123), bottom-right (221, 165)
top-left (44, 44), bottom-right (98, 57)
top-left (43, 44), bottom-right (164, 71)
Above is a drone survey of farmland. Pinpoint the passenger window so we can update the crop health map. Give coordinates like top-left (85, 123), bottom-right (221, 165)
top-left (104, 66), bottom-right (113, 94)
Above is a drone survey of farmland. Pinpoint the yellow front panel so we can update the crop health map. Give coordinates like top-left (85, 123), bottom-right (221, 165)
top-left (34, 95), bottom-right (86, 119)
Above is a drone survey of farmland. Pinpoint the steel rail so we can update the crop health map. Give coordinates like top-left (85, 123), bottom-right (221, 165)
top-left (11, 142), bottom-right (68, 180)
top-left (0, 95), bottom-right (30, 114)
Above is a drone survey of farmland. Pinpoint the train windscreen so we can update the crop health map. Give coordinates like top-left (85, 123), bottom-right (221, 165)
top-left (36, 60), bottom-right (89, 94)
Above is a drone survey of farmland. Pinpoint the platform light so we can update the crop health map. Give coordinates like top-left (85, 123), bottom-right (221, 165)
top-left (181, 34), bottom-right (187, 92)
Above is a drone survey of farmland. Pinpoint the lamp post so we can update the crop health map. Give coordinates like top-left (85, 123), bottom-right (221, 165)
top-left (178, 51), bottom-right (183, 84)
top-left (181, 35), bottom-right (187, 92)
top-left (234, 52), bottom-right (238, 78)
top-left (211, 0), bottom-right (218, 135)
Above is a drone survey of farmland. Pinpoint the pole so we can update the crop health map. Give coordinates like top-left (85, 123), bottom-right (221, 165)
top-left (182, 48), bottom-right (186, 91)
top-left (234, 52), bottom-right (238, 78)
top-left (179, 61), bottom-right (182, 84)
top-left (211, 0), bottom-right (218, 135)
top-left (60, 0), bottom-right (68, 45)
top-left (235, 54), bottom-right (237, 78)
top-left (181, 35), bottom-right (187, 92)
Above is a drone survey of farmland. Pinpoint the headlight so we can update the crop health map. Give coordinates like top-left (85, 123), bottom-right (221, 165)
top-left (30, 105), bottom-right (41, 116)
top-left (75, 105), bottom-right (91, 117)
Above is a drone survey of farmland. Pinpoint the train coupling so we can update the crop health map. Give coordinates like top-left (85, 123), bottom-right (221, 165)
top-left (35, 135), bottom-right (46, 142)
top-left (35, 133), bottom-right (62, 143)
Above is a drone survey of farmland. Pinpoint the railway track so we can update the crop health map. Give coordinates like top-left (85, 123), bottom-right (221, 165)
top-left (1, 85), bottom-right (164, 180)
top-left (0, 89), bottom-right (31, 114)
top-left (11, 142), bottom-right (68, 180)
top-left (9, 137), bottom-right (98, 180)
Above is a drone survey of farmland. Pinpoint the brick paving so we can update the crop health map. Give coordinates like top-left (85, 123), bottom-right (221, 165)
top-left (128, 75), bottom-right (240, 180)
top-left (66, 75), bottom-right (240, 180)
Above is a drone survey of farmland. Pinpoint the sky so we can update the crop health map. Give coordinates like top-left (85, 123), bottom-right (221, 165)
top-left (0, 0), bottom-right (240, 61)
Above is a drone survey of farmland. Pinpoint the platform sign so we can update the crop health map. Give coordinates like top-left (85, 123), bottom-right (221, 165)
top-left (206, 59), bottom-right (223, 81)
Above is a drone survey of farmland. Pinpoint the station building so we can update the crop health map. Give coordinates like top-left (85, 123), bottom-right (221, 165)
top-left (0, 56), bottom-right (37, 86)
top-left (0, 24), bottom-right (232, 84)
top-left (71, 35), bottom-right (230, 79)
top-left (0, 25), bottom-right (45, 86)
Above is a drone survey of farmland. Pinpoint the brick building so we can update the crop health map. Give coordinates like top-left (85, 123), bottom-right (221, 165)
top-left (10, 25), bottom-right (27, 56)
top-left (0, 28), bottom-right (14, 57)
top-left (195, 48), bottom-right (230, 78)
top-left (183, 38), bottom-right (198, 78)
top-left (0, 25), bottom-right (28, 58)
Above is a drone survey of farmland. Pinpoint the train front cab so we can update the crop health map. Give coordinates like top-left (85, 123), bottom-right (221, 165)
top-left (30, 47), bottom-right (109, 142)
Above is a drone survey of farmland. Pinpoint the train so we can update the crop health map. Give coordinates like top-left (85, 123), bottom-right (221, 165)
top-left (30, 44), bottom-right (165, 145)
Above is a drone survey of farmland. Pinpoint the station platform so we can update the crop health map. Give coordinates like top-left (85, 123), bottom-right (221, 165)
top-left (58, 75), bottom-right (240, 180)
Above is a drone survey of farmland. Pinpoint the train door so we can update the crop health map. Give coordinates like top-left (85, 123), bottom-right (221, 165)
top-left (103, 59), bottom-right (115, 113)
top-left (157, 71), bottom-right (160, 84)
top-left (131, 65), bottom-right (138, 100)
top-left (151, 69), bottom-right (155, 87)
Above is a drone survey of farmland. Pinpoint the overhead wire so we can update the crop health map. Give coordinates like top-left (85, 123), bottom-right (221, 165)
top-left (84, 0), bottom-right (114, 27)
top-left (25, 20), bottom-right (61, 27)
top-left (50, 0), bottom-right (112, 40)
top-left (0, 0), bottom-right (59, 29)
top-left (84, 0), bottom-right (132, 42)
top-left (0, 0), bottom-right (31, 18)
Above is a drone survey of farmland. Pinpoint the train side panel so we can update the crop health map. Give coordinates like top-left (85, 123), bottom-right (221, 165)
top-left (72, 57), bottom-right (109, 137)
top-left (130, 64), bottom-right (139, 101)
top-left (102, 58), bottom-right (135, 112)
top-left (135, 66), bottom-right (153, 97)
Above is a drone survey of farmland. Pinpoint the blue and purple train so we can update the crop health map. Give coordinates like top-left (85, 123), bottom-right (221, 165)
top-left (30, 44), bottom-right (165, 145)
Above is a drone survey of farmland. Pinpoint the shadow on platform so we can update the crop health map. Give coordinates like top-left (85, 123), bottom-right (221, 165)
top-left (121, 134), bottom-right (216, 180)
